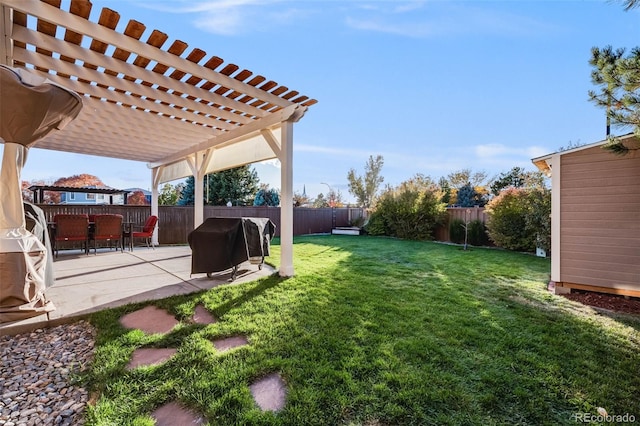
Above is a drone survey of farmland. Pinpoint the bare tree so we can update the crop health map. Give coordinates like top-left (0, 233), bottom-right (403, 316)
top-left (347, 155), bottom-right (384, 209)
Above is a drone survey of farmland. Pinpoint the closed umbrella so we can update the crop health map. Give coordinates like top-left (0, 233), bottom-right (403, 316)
top-left (0, 65), bottom-right (82, 322)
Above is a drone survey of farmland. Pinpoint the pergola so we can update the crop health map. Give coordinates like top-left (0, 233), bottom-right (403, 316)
top-left (0, 0), bottom-right (317, 276)
top-left (28, 185), bottom-right (130, 204)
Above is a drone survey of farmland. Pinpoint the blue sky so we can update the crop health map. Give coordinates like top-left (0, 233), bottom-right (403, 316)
top-left (17, 0), bottom-right (640, 201)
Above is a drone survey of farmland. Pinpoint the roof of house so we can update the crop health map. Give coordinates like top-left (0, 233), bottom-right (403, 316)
top-left (531, 133), bottom-right (638, 175)
top-left (28, 185), bottom-right (129, 194)
top-left (124, 188), bottom-right (151, 195)
top-left (0, 0), bottom-right (316, 183)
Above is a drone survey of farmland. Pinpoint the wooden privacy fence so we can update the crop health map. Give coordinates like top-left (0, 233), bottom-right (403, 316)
top-left (35, 205), bottom-right (485, 245)
top-left (36, 205), bottom-right (367, 245)
top-left (434, 207), bottom-right (488, 242)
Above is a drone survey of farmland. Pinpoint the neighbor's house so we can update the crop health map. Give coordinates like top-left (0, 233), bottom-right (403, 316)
top-left (532, 134), bottom-right (640, 297)
top-left (61, 188), bottom-right (125, 205)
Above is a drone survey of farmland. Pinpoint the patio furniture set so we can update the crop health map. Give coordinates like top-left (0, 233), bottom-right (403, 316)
top-left (49, 213), bottom-right (276, 282)
top-left (50, 214), bottom-right (158, 257)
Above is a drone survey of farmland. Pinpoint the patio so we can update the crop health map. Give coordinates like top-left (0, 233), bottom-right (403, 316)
top-left (0, 245), bottom-right (274, 335)
top-left (0, 1), bottom-right (318, 317)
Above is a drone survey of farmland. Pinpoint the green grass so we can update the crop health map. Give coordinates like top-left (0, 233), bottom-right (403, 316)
top-left (83, 236), bottom-right (640, 425)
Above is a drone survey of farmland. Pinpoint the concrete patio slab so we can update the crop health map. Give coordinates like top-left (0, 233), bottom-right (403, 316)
top-left (0, 246), bottom-right (275, 336)
top-left (212, 335), bottom-right (248, 352)
top-left (119, 305), bottom-right (179, 334)
top-left (250, 373), bottom-right (287, 412)
top-left (151, 401), bottom-right (207, 426)
top-left (127, 348), bottom-right (177, 369)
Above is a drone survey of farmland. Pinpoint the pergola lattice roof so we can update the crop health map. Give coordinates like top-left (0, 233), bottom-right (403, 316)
top-left (0, 0), bottom-right (317, 182)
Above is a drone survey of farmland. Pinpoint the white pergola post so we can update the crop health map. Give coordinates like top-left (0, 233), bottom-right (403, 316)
top-left (279, 120), bottom-right (294, 277)
top-left (194, 153), bottom-right (205, 228)
top-left (151, 168), bottom-right (160, 246)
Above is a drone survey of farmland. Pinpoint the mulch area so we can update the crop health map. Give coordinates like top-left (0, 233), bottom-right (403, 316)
top-left (562, 291), bottom-right (640, 315)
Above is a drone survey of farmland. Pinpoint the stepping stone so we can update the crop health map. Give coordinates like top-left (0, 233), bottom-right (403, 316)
top-left (119, 305), bottom-right (179, 334)
top-left (192, 304), bottom-right (217, 324)
top-left (126, 348), bottom-right (177, 370)
top-left (212, 335), bottom-right (248, 353)
top-left (151, 401), bottom-right (206, 426)
top-left (250, 373), bottom-right (287, 412)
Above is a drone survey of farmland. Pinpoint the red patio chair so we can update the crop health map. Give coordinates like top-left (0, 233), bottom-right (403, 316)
top-left (129, 215), bottom-right (158, 250)
top-left (91, 214), bottom-right (123, 254)
top-left (53, 214), bottom-right (89, 257)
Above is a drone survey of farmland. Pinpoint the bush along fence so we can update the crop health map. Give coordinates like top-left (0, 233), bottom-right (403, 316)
top-left (436, 207), bottom-right (491, 246)
top-left (36, 204), bottom-right (487, 246)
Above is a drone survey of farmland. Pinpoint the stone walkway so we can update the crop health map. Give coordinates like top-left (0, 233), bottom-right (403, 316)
top-left (121, 303), bottom-right (287, 424)
top-left (0, 302), bottom-right (288, 425)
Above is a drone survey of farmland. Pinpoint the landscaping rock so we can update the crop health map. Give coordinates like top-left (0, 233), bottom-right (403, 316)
top-left (0, 321), bottom-right (95, 425)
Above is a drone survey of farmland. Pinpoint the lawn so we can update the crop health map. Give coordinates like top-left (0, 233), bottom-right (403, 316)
top-left (84, 236), bottom-right (640, 425)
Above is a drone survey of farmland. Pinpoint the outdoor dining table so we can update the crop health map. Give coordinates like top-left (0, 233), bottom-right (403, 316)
top-left (47, 220), bottom-right (134, 252)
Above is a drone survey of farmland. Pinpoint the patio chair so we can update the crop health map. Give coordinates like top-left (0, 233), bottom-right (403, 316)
top-left (128, 215), bottom-right (158, 250)
top-left (91, 214), bottom-right (123, 254)
top-left (53, 214), bottom-right (89, 257)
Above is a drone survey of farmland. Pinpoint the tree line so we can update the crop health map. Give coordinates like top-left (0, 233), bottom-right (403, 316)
top-left (349, 156), bottom-right (551, 254)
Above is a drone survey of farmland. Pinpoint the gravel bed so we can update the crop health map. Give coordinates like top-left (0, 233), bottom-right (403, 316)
top-left (0, 321), bottom-right (95, 426)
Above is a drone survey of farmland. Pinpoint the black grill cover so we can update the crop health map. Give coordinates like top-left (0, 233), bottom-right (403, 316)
top-left (188, 217), bottom-right (275, 274)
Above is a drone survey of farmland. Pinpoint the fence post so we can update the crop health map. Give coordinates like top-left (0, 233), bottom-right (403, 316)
top-left (332, 207), bottom-right (336, 230)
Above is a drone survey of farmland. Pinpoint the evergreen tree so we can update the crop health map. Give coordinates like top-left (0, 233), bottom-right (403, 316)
top-left (455, 182), bottom-right (489, 207)
top-left (490, 167), bottom-right (547, 196)
top-left (588, 45), bottom-right (640, 155)
top-left (438, 177), bottom-right (452, 205)
top-left (254, 186), bottom-right (280, 206)
top-left (177, 177), bottom-right (196, 206)
top-left (177, 165), bottom-right (260, 206)
top-left (456, 183), bottom-right (478, 207)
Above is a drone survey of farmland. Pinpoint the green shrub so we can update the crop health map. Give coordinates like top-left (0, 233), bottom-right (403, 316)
top-left (363, 213), bottom-right (386, 235)
top-left (449, 218), bottom-right (489, 246)
top-left (449, 218), bottom-right (466, 244)
top-left (350, 215), bottom-right (366, 228)
top-left (364, 174), bottom-right (447, 240)
top-left (524, 188), bottom-right (551, 253)
top-left (485, 187), bottom-right (550, 252)
top-left (468, 219), bottom-right (490, 246)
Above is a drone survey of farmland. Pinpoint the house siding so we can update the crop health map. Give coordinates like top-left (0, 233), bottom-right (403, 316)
top-left (559, 145), bottom-right (640, 291)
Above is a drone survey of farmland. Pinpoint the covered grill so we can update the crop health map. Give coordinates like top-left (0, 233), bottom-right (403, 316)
top-left (188, 217), bottom-right (275, 280)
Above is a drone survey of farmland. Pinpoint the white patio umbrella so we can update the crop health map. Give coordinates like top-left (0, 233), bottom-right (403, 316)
top-left (0, 65), bottom-right (82, 322)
